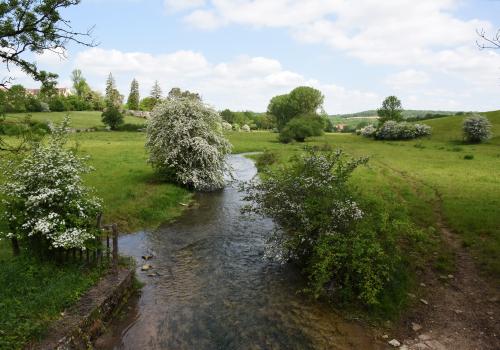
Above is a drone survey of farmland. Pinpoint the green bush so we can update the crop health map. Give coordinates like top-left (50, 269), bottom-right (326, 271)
top-left (243, 148), bottom-right (399, 305)
top-left (278, 114), bottom-right (324, 143)
top-left (255, 149), bottom-right (278, 169)
top-left (101, 105), bottom-right (124, 130)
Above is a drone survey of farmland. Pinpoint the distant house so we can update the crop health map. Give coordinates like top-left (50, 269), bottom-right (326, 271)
top-left (336, 124), bottom-right (346, 132)
top-left (26, 87), bottom-right (73, 97)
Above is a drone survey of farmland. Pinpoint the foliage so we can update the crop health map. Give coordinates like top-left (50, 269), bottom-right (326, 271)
top-left (0, 117), bottom-right (102, 251)
top-left (0, 0), bottom-right (94, 88)
top-left (374, 121), bottom-right (431, 140)
top-left (359, 124), bottom-right (376, 137)
top-left (104, 73), bottom-right (122, 108)
top-left (268, 86), bottom-right (324, 131)
top-left (221, 121), bottom-right (233, 131)
top-left (243, 148), bottom-right (399, 305)
top-left (167, 87), bottom-right (201, 101)
top-left (127, 78), bottom-right (140, 110)
top-left (71, 69), bottom-right (90, 97)
top-left (462, 114), bottom-right (492, 143)
top-left (150, 80), bottom-right (163, 107)
top-left (377, 96), bottom-right (403, 124)
top-left (101, 105), bottom-right (124, 130)
top-left (38, 71), bottom-right (59, 99)
top-left (255, 149), bottom-right (278, 170)
top-left (278, 114), bottom-right (324, 143)
top-left (146, 97), bottom-right (232, 191)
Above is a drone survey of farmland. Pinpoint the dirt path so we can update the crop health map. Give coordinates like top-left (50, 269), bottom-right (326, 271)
top-left (379, 163), bottom-right (500, 350)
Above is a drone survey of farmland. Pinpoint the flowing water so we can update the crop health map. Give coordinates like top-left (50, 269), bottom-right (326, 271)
top-left (97, 155), bottom-right (383, 350)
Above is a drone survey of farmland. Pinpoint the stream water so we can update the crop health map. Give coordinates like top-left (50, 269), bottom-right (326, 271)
top-left (97, 155), bottom-right (383, 350)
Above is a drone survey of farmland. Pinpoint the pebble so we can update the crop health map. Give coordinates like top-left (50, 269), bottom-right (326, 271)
top-left (420, 299), bottom-right (429, 305)
top-left (412, 322), bottom-right (422, 332)
top-left (382, 334), bottom-right (389, 339)
top-left (447, 274), bottom-right (454, 279)
top-left (399, 345), bottom-right (409, 350)
top-left (454, 309), bottom-right (463, 314)
top-left (420, 283), bottom-right (426, 287)
top-left (141, 264), bottom-right (152, 271)
top-left (407, 293), bottom-right (416, 298)
top-left (388, 339), bottom-right (401, 347)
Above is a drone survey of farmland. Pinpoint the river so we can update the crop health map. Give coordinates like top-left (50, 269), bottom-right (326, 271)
top-left (96, 155), bottom-right (383, 350)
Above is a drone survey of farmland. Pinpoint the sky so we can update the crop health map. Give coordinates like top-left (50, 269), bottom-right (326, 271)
top-left (2, 0), bottom-right (500, 113)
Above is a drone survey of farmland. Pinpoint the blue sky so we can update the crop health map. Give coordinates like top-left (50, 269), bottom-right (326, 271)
top-left (4, 0), bottom-right (500, 113)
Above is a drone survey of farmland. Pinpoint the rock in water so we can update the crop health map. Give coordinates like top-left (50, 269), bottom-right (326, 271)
top-left (141, 264), bottom-right (152, 271)
top-left (388, 339), bottom-right (401, 347)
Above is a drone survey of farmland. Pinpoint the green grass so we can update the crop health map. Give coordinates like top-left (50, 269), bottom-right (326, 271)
top-left (4, 111), bottom-right (146, 129)
top-left (227, 111), bottom-right (500, 278)
top-left (0, 244), bottom-right (105, 350)
top-left (73, 131), bottom-right (192, 231)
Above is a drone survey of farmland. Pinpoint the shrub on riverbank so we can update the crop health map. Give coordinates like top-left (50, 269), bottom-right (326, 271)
top-left (146, 97), bottom-right (232, 191)
top-left (0, 117), bottom-right (102, 254)
top-left (243, 148), bottom-right (406, 305)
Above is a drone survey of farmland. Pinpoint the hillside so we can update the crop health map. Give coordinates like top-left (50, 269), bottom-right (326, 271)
top-left (424, 110), bottom-right (500, 144)
top-left (332, 109), bottom-right (463, 120)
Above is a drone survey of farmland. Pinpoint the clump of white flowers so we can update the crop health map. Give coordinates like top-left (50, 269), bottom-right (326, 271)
top-left (0, 117), bottom-right (102, 250)
top-left (241, 124), bottom-right (251, 132)
top-left (221, 121), bottom-right (233, 131)
top-left (146, 97), bottom-right (232, 191)
top-left (463, 114), bottom-right (492, 143)
top-left (359, 124), bottom-right (376, 137)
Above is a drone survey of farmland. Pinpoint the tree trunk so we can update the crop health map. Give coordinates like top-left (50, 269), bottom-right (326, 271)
top-left (11, 237), bottom-right (20, 256)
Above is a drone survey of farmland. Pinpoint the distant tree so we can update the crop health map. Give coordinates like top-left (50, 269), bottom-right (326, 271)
top-left (0, 0), bottom-right (95, 88)
top-left (71, 69), bottom-right (90, 97)
top-left (150, 80), bottom-right (163, 107)
top-left (104, 73), bottom-right (122, 107)
top-left (6, 85), bottom-right (28, 112)
top-left (268, 86), bottom-right (324, 131)
top-left (278, 114), bottom-right (324, 143)
top-left (101, 105), bottom-right (123, 130)
top-left (127, 78), bottom-right (140, 110)
top-left (167, 87), bottom-right (201, 101)
top-left (377, 96), bottom-right (403, 124)
top-left (220, 109), bottom-right (236, 124)
top-left (140, 97), bottom-right (156, 111)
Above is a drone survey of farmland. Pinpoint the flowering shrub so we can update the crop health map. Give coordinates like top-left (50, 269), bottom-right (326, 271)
top-left (0, 117), bottom-right (102, 251)
top-left (359, 124), bottom-right (376, 137)
top-left (375, 121), bottom-right (431, 140)
top-left (221, 121), bottom-right (233, 131)
top-left (243, 148), bottom-right (396, 304)
top-left (146, 97), bottom-right (232, 191)
top-left (463, 114), bottom-right (491, 143)
top-left (241, 124), bottom-right (251, 132)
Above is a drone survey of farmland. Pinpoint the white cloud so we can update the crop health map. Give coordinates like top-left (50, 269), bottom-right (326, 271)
top-left (164, 0), bottom-right (206, 13)
top-left (386, 70), bottom-right (430, 89)
top-left (72, 48), bottom-right (378, 113)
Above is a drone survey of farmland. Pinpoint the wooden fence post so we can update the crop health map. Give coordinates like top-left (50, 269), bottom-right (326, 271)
top-left (112, 223), bottom-right (118, 273)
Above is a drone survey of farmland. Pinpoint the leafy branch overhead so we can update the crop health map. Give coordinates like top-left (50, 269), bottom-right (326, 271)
top-left (0, 0), bottom-right (96, 87)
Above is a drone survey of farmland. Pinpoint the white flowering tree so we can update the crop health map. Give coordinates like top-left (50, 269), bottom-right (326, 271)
top-left (0, 117), bottom-right (102, 255)
top-left (146, 97), bottom-right (232, 191)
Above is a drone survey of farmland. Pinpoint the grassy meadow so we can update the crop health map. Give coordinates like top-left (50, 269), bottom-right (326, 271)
top-left (4, 111), bottom-right (146, 129)
top-left (0, 110), bottom-right (498, 348)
